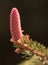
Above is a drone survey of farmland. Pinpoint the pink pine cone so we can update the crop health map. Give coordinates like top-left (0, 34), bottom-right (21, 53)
top-left (10, 7), bottom-right (23, 41)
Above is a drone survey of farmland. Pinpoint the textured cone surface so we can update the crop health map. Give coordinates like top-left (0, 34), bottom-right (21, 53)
top-left (10, 8), bottom-right (22, 41)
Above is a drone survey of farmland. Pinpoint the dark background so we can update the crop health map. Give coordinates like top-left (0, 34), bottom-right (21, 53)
top-left (0, 0), bottom-right (48, 65)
